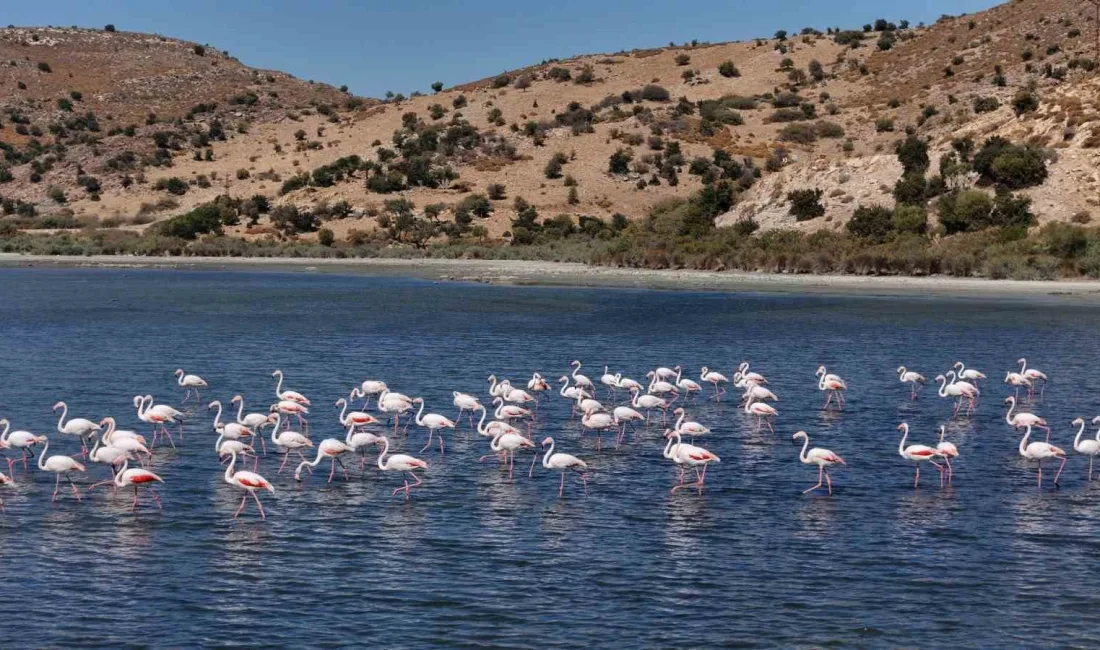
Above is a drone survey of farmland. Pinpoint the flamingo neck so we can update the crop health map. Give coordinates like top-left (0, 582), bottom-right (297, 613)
top-left (1075, 420), bottom-right (1087, 450)
top-left (270, 415), bottom-right (282, 445)
top-left (176, 371), bottom-right (185, 387)
top-left (476, 408), bottom-right (488, 436)
top-left (0, 420), bottom-right (8, 443)
top-left (1019, 427), bottom-right (1031, 456)
top-left (55, 403), bottom-right (68, 433)
top-left (490, 435), bottom-right (502, 452)
top-left (542, 439), bottom-right (554, 467)
top-left (114, 460), bottom-right (129, 486)
top-left (494, 400), bottom-right (505, 419)
top-left (38, 438), bottom-right (49, 470)
top-left (211, 402), bottom-right (223, 428)
top-left (377, 438), bottom-right (389, 469)
top-left (337, 399), bottom-right (348, 424)
top-left (415, 400), bottom-right (426, 425)
top-left (344, 422), bottom-right (356, 446)
top-left (798, 434), bottom-right (810, 463)
top-left (274, 371), bottom-right (284, 398)
top-left (937, 376), bottom-right (948, 397)
top-left (225, 451), bottom-right (237, 483)
top-left (1005, 398), bottom-right (1016, 423)
top-left (572, 363), bottom-right (581, 379)
top-left (898, 425), bottom-right (909, 455)
top-left (215, 433), bottom-right (225, 452)
top-left (1019, 359), bottom-right (1027, 373)
top-left (675, 411), bottom-right (685, 431)
top-left (559, 379), bottom-right (568, 397)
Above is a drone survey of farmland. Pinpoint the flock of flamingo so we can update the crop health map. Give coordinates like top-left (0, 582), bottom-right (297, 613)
top-left (0, 356), bottom-right (1085, 518)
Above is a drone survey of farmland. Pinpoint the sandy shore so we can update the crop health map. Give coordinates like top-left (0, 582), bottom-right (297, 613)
top-left (3, 253), bottom-right (1100, 300)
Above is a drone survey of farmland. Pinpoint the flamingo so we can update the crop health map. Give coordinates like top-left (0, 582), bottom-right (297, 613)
top-left (475, 405), bottom-right (523, 440)
top-left (600, 366), bottom-right (620, 397)
top-left (215, 433), bottom-right (257, 471)
top-left (490, 432), bottom-right (536, 480)
top-left (0, 471), bottom-right (11, 512)
top-left (112, 459), bottom-right (164, 511)
top-left (674, 368), bottom-right (703, 401)
top-left (815, 366), bottom-right (847, 410)
top-left (896, 366), bottom-right (926, 400)
top-left (487, 374), bottom-right (508, 398)
top-left (0, 419), bottom-right (46, 472)
top-left (646, 371), bottom-right (678, 397)
top-left (493, 397), bottom-right (531, 423)
top-left (612, 404), bottom-right (645, 443)
top-left (134, 396), bottom-right (182, 448)
top-left (356, 379), bottom-right (389, 408)
top-left (499, 381), bottom-right (536, 405)
top-left (935, 373), bottom-right (979, 417)
top-left (86, 432), bottom-right (134, 490)
top-left (294, 438), bottom-right (353, 483)
top-left (1074, 417), bottom-right (1100, 481)
top-left (630, 387), bottom-right (674, 424)
top-left (574, 390), bottom-right (603, 417)
top-left (452, 392), bottom-right (482, 427)
top-left (744, 396), bottom-right (777, 432)
top-left (570, 361), bottom-right (595, 392)
top-left (1017, 358), bottom-right (1049, 396)
top-left (672, 408), bottom-right (710, 442)
top-left (558, 376), bottom-right (590, 414)
top-left (741, 383), bottom-right (778, 405)
top-left (269, 414), bottom-right (313, 473)
top-left (345, 422), bottom-right (384, 469)
top-left (271, 400), bottom-right (309, 432)
top-left (737, 362), bottom-right (769, 385)
top-left (174, 368), bottom-right (208, 403)
top-left (541, 437), bottom-right (588, 497)
top-left (936, 426), bottom-right (959, 483)
top-left (897, 423), bottom-right (944, 488)
top-left (1019, 424), bottom-right (1066, 488)
top-left (1005, 396), bottom-right (1049, 439)
top-left (99, 417), bottom-right (151, 465)
top-left (953, 361), bottom-right (986, 385)
top-left (376, 435), bottom-right (428, 500)
top-left (663, 430), bottom-right (720, 493)
top-left (580, 411), bottom-right (615, 450)
top-left (53, 401), bottom-right (101, 457)
top-left (654, 366), bottom-right (680, 381)
top-left (412, 398), bottom-right (455, 454)
top-left (224, 450), bottom-right (275, 519)
top-left (377, 390), bottom-right (414, 432)
top-left (700, 366), bottom-right (728, 400)
top-left (335, 398), bottom-right (380, 429)
top-left (272, 369), bottom-right (310, 405)
top-left (231, 394), bottom-right (270, 454)
top-left (615, 374), bottom-right (644, 393)
top-left (209, 401), bottom-right (255, 443)
top-left (1004, 371), bottom-right (1033, 401)
top-left (792, 430), bottom-right (845, 495)
top-left (527, 372), bottom-right (550, 393)
top-left (37, 436), bottom-right (86, 502)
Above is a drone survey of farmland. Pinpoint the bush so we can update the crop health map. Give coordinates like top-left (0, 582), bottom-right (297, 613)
top-left (547, 66), bottom-right (572, 82)
top-left (38, 62), bottom-right (52, 73)
top-left (193, 45), bottom-right (205, 56)
top-left (492, 74), bottom-right (512, 88)
top-left (271, 204), bottom-right (318, 234)
top-left (808, 59), bottom-right (825, 81)
top-left (815, 120), bottom-right (844, 138)
top-left (787, 188), bottom-right (825, 221)
top-left (895, 135), bottom-right (929, 175)
top-left (875, 117), bottom-right (894, 132)
top-left (639, 84), bottom-right (670, 102)
top-left (893, 173), bottom-right (927, 205)
top-left (431, 81), bottom-right (443, 93)
top-left (236, 168), bottom-right (250, 180)
top-left (156, 203), bottom-right (223, 239)
top-left (574, 65), bottom-right (596, 84)
top-left (1012, 90), bottom-right (1039, 116)
top-left (544, 152), bottom-right (568, 179)
top-left (847, 204), bottom-right (894, 241)
top-left (105, 24), bottom-right (116, 32)
top-left (154, 177), bottom-right (189, 195)
top-left (317, 228), bottom-right (335, 246)
top-left (891, 205), bottom-right (927, 235)
top-left (609, 148), bottom-right (633, 175)
top-left (972, 137), bottom-right (1047, 189)
top-left (48, 186), bottom-right (67, 203)
top-left (452, 95), bottom-right (468, 109)
top-left (487, 183), bottom-right (507, 200)
top-left (768, 108), bottom-right (806, 122)
top-left (972, 96), bottom-right (1000, 113)
top-left (778, 123), bottom-right (817, 144)
top-left (718, 61), bottom-right (740, 77)
top-left (937, 190), bottom-right (992, 234)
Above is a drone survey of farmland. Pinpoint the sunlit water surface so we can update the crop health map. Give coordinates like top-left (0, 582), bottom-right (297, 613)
top-left (1, 268), bottom-right (1099, 648)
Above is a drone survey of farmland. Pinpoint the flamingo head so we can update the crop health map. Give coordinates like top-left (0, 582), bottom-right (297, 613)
top-left (571, 360), bottom-right (581, 367)
top-left (207, 401), bottom-right (220, 409)
top-left (1073, 417), bottom-right (1085, 427)
top-left (492, 397), bottom-right (502, 405)
top-left (662, 429), bottom-right (677, 439)
top-left (132, 395), bottom-right (143, 408)
top-left (52, 401), bottom-right (65, 411)
top-left (815, 365), bottom-right (826, 376)
top-left (896, 423), bottom-right (908, 433)
top-left (487, 374), bottom-right (496, 382)
top-left (896, 366), bottom-right (906, 374)
top-left (792, 430), bottom-right (808, 442)
top-left (541, 437), bottom-right (553, 446)
top-left (1092, 416), bottom-right (1100, 425)
top-left (98, 417), bottom-right (114, 427)
top-left (413, 397), bottom-right (424, 404)
top-left (174, 369), bottom-right (184, 377)
top-left (953, 361), bottom-right (963, 369)
top-left (935, 375), bottom-right (946, 382)
top-left (646, 371), bottom-right (655, 378)
top-left (1017, 358), bottom-right (1026, 364)
top-left (673, 407), bottom-right (685, 415)
top-left (231, 395), bottom-right (242, 403)
top-left (532, 372), bottom-right (542, 379)
top-left (1004, 397), bottom-right (1013, 405)
top-left (628, 386), bottom-right (640, 394)
top-left (558, 376), bottom-right (569, 383)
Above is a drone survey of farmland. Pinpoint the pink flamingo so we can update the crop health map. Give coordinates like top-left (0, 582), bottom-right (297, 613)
top-left (540, 437), bottom-right (588, 497)
top-left (612, 404), bottom-right (645, 443)
top-left (737, 362), bottom-right (769, 384)
top-left (345, 422), bottom-right (384, 469)
top-left (174, 368), bottom-right (207, 404)
top-left (336, 398), bottom-right (380, 429)
top-left (580, 411), bottom-right (615, 450)
top-left (570, 361), bottom-right (595, 392)
top-left (896, 366), bottom-right (926, 400)
top-left (672, 408), bottom-right (710, 443)
top-left (0, 419), bottom-right (46, 472)
top-left (936, 426), bottom-right (959, 483)
top-left (113, 459), bottom-right (164, 511)
top-left (663, 430), bottom-right (720, 493)
top-left (1005, 396), bottom-right (1049, 439)
top-left (376, 435), bottom-right (428, 500)
top-left (231, 395), bottom-right (269, 454)
top-left (224, 450), bottom-right (275, 519)
top-left (269, 414), bottom-right (313, 473)
top-left (356, 379), bottom-right (389, 408)
top-left (1017, 358), bottom-right (1049, 396)
top-left (490, 432), bottom-right (536, 480)
top-left (0, 471), bottom-right (11, 512)
top-left (744, 396), bottom-right (777, 432)
top-left (1004, 371), bottom-right (1032, 401)
top-left (898, 423), bottom-right (944, 488)
top-left (1019, 424), bottom-right (1066, 488)
top-left (272, 369), bottom-right (310, 405)
top-left (935, 373), bottom-right (978, 417)
top-left (700, 366), bottom-right (728, 400)
top-left (792, 430), bottom-right (845, 495)
top-left (37, 436), bottom-right (86, 502)
top-left (294, 438), bottom-right (353, 483)
top-left (1073, 417), bottom-right (1100, 481)
top-left (412, 398), bottom-right (455, 454)
top-left (816, 366), bottom-right (847, 410)
top-left (452, 392), bottom-right (482, 427)
top-left (53, 401), bottom-right (101, 457)
top-left (271, 400), bottom-right (309, 432)
top-left (630, 387), bottom-right (674, 425)
top-left (134, 396), bottom-right (180, 448)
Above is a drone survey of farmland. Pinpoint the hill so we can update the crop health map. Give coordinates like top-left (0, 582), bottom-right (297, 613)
top-left (1, 1), bottom-right (1099, 271)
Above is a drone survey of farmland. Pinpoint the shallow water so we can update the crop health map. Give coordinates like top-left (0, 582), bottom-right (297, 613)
top-left (1, 267), bottom-right (1099, 648)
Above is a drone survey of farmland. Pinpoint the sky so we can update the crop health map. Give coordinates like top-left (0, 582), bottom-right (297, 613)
top-left (8, 0), bottom-right (1001, 98)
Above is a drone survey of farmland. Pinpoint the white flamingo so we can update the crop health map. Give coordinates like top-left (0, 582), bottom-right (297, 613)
top-left (700, 366), bottom-right (728, 400)
top-left (1019, 424), bottom-right (1066, 488)
top-left (1073, 417), bottom-right (1100, 481)
top-left (174, 368), bottom-right (208, 403)
top-left (1017, 358), bottom-right (1048, 396)
top-left (376, 435), bottom-right (428, 500)
top-left (540, 437), bottom-right (588, 497)
top-left (744, 396), bottom-right (777, 432)
top-left (53, 401), bottom-right (101, 457)
top-left (896, 366), bottom-right (926, 400)
top-left (272, 369), bottom-right (310, 405)
top-left (412, 398), bottom-right (455, 455)
top-left (792, 430), bottom-right (845, 495)
top-left (37, 436), bottom-right (86, 502)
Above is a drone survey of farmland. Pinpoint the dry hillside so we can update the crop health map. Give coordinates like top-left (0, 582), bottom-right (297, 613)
top-left (0, 0), bottom-right (1098, 243)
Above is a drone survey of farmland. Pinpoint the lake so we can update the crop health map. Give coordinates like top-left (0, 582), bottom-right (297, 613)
top-left (1, 267), bottom-right (1099, 648)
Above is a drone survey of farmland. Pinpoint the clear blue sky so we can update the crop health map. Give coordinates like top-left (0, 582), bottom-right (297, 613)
top-left (9, 0), bottom-right (999, 98)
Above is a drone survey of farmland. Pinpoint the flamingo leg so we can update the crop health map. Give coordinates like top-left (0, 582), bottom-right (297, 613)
top-left (150, 488), bottom-right (162, 510)
top-left (804, 466), bottom-right (824, 494)
top-left (252, 491), bottom-right (267, 519)
top-left (336, 457), bottom-right (349, 481)
top-left (235, 494), bottom-right (248, 518)
top-left (1054, 457), bottom-right (1066, 485)
top-left (278, 451), bottom-right (290, 473)
top-left (52, 473), bottom-right (61, 502)
top-left (559, 471), bottom-right (566, 497)
top-left (328, 458), bottom-right (336, 483)
top-left (944, 456), bottom-right (953, 482)
top-left (824, 469), bottom-right (833, 495)
top-left (914, 464), bottom-right (920, 488)
top-left (420, 430), bottom-right (433, 454)
top-left (528, 452), bottom-right (537, 478)
top-left (132, 485), bottom-right (140, 512)
top-left (580, 473), bottom-right (588, 496)
top-left (1090, 455), bottom-right (1095, 482)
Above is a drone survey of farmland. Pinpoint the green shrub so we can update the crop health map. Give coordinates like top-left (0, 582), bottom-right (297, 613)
top-left (972, 96), bottom-right (1000, 113)
top-left (891, 205), bottom-right (927, 234)
top-left (895, 135), bottom-right (929, 175)
top-left (38, 62), bottom-right (52, 73)
top-left (492, 74), bottom-right (512, 88)
top-left (893, 173), bottom-right (928, 205)
top-left (778, 123), bottom-right (817, 144)
top-left (609, 148), bottom-right (633, 175)
top-left (452, 95), bottom-right (467, 109)
top-left (544, 152), bottom-right (568, 179)
top-left (875, 117), bottom-right (894, 132)
top-left (547, 66), bottom-right (571, 82)
top-left (431, 81), bottom-right (443, 93)
top-left (847, 204), bottom-right (894, 241)
top-left (787, 188), bottom-right (825, 221)
top-left (639, 84), bottom-right (670, 102)
top-left (972, 137), bottom-right (1047, 189)
top-left (1012, 90), bottom-right (1038, 115)
top-left (718, 61), bottom-right (740, 77)
top-left (487, 183), bottom-right (506, 200)
top-left (768, 108), bottom-right (806, 122)
top-left (154, 177), bottom-right (189, 195)
top-left (317, 228), bottom-right (335, 246)
top-left (815, 120), bottom-right (844, 138)
top-left (48, 186), bottom-right (66, 203)
top-left (156, 203), bottom-right (223, 239)
top-left (193, 45), bottom-right (205, 56)
top-left (675, 53), bottom-right (691, 66)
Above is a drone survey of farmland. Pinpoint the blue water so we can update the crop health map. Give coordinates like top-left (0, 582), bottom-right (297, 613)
top-left (2, 267), bottom-right (1100, 648)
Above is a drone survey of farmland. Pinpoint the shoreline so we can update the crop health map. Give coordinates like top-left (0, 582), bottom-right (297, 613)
top-left (3, 253), bottom-right (1100, 299)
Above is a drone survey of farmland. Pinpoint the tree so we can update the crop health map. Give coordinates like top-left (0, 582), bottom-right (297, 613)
top-left (787, 188), bottom-right (825, 221)
top-left (104, 24), bottom-right (116, 32)
top-left (775, 30), bottom-right (788, 40)
top-left (608, 148), bottom-right (633, 175)
top-left (487, 183), bottom-right (507, 200)
top-left (972, 137), bottom-right (1047, 189)
top-left (808, 59), bottom-right (825, 81)
top-left (317, 228), bottom-right (335, 246)
top-left (846, 204), bottom-right (894, 241)
top-left (893, 173), bottom-right (928, 205)
top-left (431, 81), bottom-right (443, 93)
top-left (718, 61), bottom-right (740, 77)
top-left (567, 186), bottom-right (579, 205)
top-left (895, 135), bottom-right (929, 174)
top-left (544, 152), bottom-right (568, 179)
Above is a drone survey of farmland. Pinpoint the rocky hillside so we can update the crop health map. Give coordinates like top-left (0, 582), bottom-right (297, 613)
top-left (0, 0), bottom-right (1097, 243)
